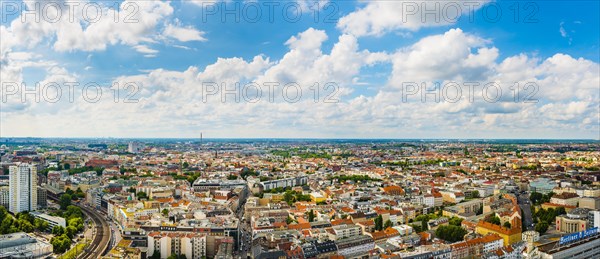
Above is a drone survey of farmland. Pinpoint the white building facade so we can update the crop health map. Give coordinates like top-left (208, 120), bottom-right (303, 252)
top-left (9, 163), bottom-right (38, 213)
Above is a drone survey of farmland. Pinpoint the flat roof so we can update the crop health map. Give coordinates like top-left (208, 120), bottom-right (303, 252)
top-left (538, 233), bottom-right (600, 254)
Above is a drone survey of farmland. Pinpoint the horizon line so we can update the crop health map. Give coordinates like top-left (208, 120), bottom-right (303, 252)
top-left (1, 137), bottom-right (599, 141)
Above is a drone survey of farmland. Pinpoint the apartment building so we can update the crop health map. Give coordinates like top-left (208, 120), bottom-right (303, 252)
top-left (335, 235), bottom-right (375, 257)
top-left (329, 224), bottom-right (362, 240)
top-left (9, 163), bottom-right (37, 213)
top-left (147, 232), bottom-right (207, 259)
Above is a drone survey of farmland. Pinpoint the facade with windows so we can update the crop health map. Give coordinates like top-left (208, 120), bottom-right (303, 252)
top-left (30, 212), bottom-right (66, 230)
top-left (9, 163), bottom-right (37, 213)
top-left (148, 232), bottom-right (207, 259)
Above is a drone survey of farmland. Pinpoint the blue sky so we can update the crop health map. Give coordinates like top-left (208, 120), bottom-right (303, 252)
top-left (1, 0), bottom-right (599, 139)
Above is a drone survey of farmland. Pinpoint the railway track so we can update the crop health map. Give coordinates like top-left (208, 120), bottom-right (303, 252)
top-left (47, 196), bottom-right (111, 259)
top-left (78, 205), bottom-right (111, 259)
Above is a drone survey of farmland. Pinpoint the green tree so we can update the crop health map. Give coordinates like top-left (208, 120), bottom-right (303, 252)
top-left (162, 209), bottom-right (169, 217)
top-left (530, 192), bottom-right (543, 205)
top-left (50, 234), bottom-right (71, 253)
top-left (59, 194), bottom-right (72, 210)
top-left (0, 206), bottom-right (6, 221)
top-left (374, 215), bottom-right (383, 231)
top-left (149, 251), bottom-right (161, 259)
top-left (384, 219), bottom-right (393, 229)
top-left (449, 217), bottom-right (463, 226)
top-left (34, 218), bottom-right (49, 232)
top-left (485, 215), bottom-right (501, 226)
top-left (75, 187), bottom-right (85, 199)
top-left (0, 216), bottom-right (15, 234)
top-left (0, 217), bottom-right (18, 234)
top-left (283, 191), bottom-right (295, 205)
top-left (16, 219), bottom-right (34, 232)
top-left (411, 224), bottom-right (423, 233)
top-left (137, 192), bottom-right (148, 199)
top-left (555, 207), bottom-right (566, 216)
top-left (435, 225), bottom-right (468, 242)
top-left (535, 222), bottom-right (549, 234)
top-left (65, 225), bottom-right (78, 238)
top-left (52, 226), bottom-right (65, 236)
top-left (182, 162), bottom-right (189, 168)
top-left (421, 219), bottom-right (428, 232)
top-left (17, 211), bottom-right (35, 223)
top-left (68, 218), bottom-right (84, 231)
top-left (308, 210), bottom-right (315, 222)
top-left (64, 206), bottom-right (83, 220)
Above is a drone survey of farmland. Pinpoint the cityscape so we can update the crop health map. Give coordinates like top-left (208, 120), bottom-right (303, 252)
top-left (0, 138), bottom-right (598, 259)
top-left (1, 0), bottom-right (599, 259)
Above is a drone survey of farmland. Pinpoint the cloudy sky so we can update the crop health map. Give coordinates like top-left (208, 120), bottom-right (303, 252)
top-left (1, 0), bottom-right (598, 139)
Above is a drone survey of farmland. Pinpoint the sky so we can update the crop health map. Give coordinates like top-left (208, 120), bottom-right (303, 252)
top-left (0, 0), bottom-right (599, 139)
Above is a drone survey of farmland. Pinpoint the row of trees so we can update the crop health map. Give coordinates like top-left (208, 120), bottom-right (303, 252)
top-left (410, 215), bottom-right (464, 234)
top-left (58, 188), bottom-right (86, 210)
top-left (0, 207), bottom-right (49, 234)
top-left (283, 190), bottom-right (312, 205)
top-left (530, 192), bottom-right (554, 205)
top-left (0, 205), bottom-right (85, 254)
top-left (40, 165), bottom-right (104, 176)
top-left (50, 206), bottom-right (85, 253)
top-left (270, 150), bottom-right (332, 159)
top-left (532, 206), bottom-right (566, 234)
top-left (435, 225), bottom-right (468, 242)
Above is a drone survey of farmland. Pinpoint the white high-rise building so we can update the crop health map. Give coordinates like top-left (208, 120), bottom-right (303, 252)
top-left (128, 142), bottom-right (143, 153)
top-left (9, 163), bottom-right (38, 213)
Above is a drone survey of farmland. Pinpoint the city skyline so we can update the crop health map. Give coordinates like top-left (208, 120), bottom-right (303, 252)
top-left (1, 1), bottom-right (599, 258)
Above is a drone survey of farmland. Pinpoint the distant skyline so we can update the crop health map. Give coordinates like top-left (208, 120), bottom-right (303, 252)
top-left (1, 0), bottom-right (599, 139)
top-left (1, 137), bottom-right (598, 142)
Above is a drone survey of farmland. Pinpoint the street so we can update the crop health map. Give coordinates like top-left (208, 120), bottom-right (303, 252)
top-left (234, 186), bottom-right (252, 258)
top-left (517, 192), bottom-right (534, 231)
